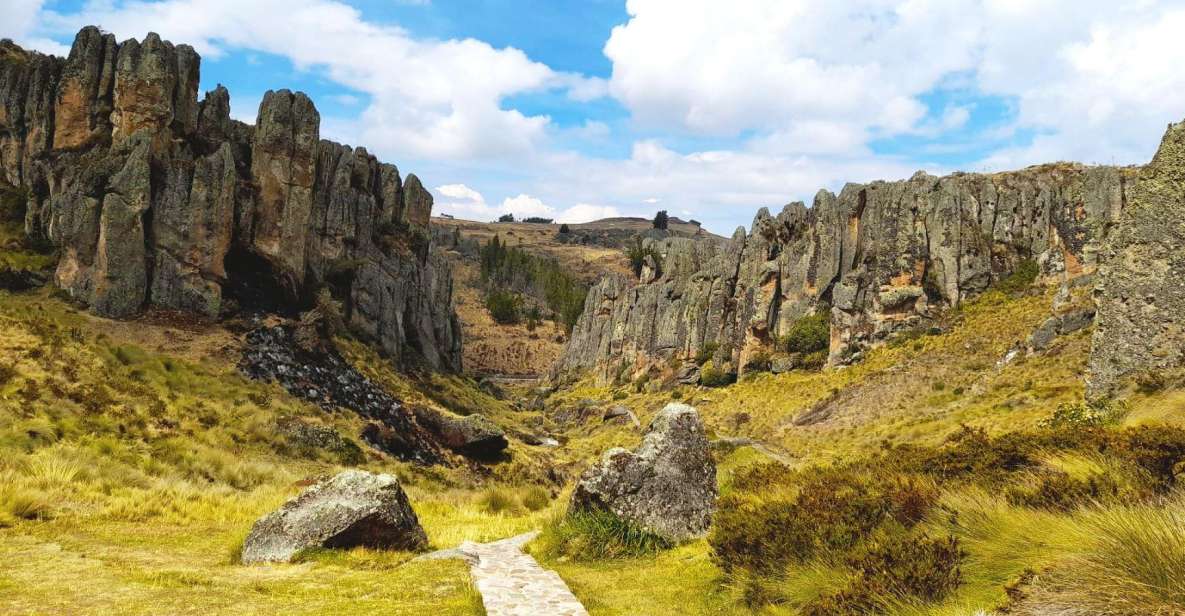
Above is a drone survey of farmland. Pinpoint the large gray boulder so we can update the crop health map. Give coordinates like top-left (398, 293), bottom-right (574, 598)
top-left (570, 403), bottom-right (716, 542)
top-left (411, 406), bottom-right (508, 459)
top-left (241, 470), bottom-right (427, 564)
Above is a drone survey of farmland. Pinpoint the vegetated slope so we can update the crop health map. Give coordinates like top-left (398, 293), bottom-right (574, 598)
top-left (0, 285), bottom-right (573, 614)
top-left (432, 216), bottom-right (722, 377)
top-left (532, 275), bottom-right (1185, 616)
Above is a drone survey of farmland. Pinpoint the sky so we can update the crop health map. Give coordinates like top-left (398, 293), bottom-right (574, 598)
top-left (5, 0), bottom-right (1185, 234)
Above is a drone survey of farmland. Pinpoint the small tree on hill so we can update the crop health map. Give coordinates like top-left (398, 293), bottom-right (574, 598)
top-left (559, 223), bottom-right (571, 234)
top-left (652, 210), bottom-right (669, 230)
top-left (498, 213), bottom-right (515, 223)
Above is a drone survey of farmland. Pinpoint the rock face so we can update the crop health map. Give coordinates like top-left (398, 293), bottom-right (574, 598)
top-left (1090, 121), bottom-right (1185, 397)
top-left (560, 165), bottom-right (1131, 381)
top-left (241, 470), bottom-right (427, 564)
top-left (570, 403), bottom-right (716, 542)
top-left (0, 28), bottom-right (461, 370)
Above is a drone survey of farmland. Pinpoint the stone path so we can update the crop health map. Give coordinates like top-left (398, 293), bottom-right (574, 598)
top-left (418, 531), bottom-right (588, 616)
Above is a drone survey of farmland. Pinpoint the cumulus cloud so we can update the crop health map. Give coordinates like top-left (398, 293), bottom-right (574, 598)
top-left (10, 0), bottom-right (1185, 233)
top-left (29, 0), bottom-right (604, 161)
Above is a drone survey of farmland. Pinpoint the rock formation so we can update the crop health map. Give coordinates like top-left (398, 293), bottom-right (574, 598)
top-left (0, 28), bottom-right (461, 370)
top-left (561, 165), bottom-right (1131, 381)
top-left (1089, 121), bottom-right (1185, 397)
top-left (570, 403), bottom-right (716, 541)
top-left (241, 470), bottom-right (427, 564)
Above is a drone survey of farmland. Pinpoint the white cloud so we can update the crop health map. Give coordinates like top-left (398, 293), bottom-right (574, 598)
top-left (557, 204), bottom-right (621, 223)
top-left (29, 0), bottom-right (604, 161)
top-left (11, 0), bottom-right (1185, 234)
top-left (499, 194), bottom-right (554, 218)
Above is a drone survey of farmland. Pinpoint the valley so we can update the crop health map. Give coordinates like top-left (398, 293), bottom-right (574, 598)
top-left (1, 23), bottom-right (1184, 616)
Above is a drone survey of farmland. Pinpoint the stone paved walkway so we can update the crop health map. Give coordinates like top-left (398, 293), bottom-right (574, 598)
top-left (418, 531), bottom-right (588, 616)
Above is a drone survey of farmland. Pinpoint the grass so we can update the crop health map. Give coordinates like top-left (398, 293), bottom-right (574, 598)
top-left (533, 509), bottom-right (673, 562)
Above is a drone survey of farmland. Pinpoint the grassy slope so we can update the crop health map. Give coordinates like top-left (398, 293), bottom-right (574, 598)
top-left (2, 256), bottom-right (1182, 615)
top-left (533, 284), bottom-right (1185, 615)
top-left (0, 289), bottom-right (565, 615)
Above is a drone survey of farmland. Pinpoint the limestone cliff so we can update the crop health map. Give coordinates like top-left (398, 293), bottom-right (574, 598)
top-left (0, 27), bottom-right (461, 370)
top-left (561, 165), bottom-right (1131, 382)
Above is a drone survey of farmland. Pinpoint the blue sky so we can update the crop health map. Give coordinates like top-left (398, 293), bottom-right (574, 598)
top-left (7, 0), bottom-right (1185, 233)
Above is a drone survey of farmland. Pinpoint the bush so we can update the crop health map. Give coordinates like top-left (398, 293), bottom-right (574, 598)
top-left (652, 210), bottom-right (669, 230)
top-left (1039, 399), bottom-right (1129, 430)
top-left (558, 223), bottom-right (570, 234)
top-left (522, 217), bottom-right (553, 224)
top-left (804, 534), bottom-right (964, 615)
top-left (800, 350), bottom-right (828, 371)
top-left (1006, 470), bottom-right (1127, 511)
top-left (497, 213), bottom-right (515, 223)
top-left (700, 362), bottom-right (736, 388)
top-left (694, 342), bottom-right (719, 366)
top-left (485, 290), bottom-right (522, 325)
top-left (521, 486), bottom-right (551, 512)
top-left (710, 467), bottom-right (939, 574)
top-left (477, 487), bottom-right (520, 515)
top-left (535, 510), bottom-right (672, 561)
top-left (782, 311), bottom-right (830, 355)
top-left (745, 350), bottom-right (772, 373)
top-left (996, 259), bottom-right (1039, 294)
top-left (626, 237), bottom-right (662, 278)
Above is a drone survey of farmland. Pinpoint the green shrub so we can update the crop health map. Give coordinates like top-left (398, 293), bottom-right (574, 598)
top-left (477, 487), bottom-right (520, 515)
top-left (1005, 470), bottom-right (1128, 511)
top-left (700, 363), bottom-right (736, 388)
top-left (782, 311), bottom-right (830, 354)
top-left (996, 259), bottom-right (1039, 294)
top-left (804, 534), bottom-right (964, 615)
top-left (745, 350), bottom-right (772, 373)
top-left (485, 290), bottom-right (522, 325)
top-left (521, 486), bottom-right (551, 512)
top-left (625, 237), bottom-right (663, 278)
top-left (710, 467), bottom-right (939, 574)
top-left (1039, 399), bottom-right (1129, 430)
top-left (1116, 425), bottom-right (1185, 489)
top-left (536, 510), bottom-right (672, 561)
top-left (694, 342), bottom-right (719, 366)
top-left (800, 350), bottom-right (828, 371)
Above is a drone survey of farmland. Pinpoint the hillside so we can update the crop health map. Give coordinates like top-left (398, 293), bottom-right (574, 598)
top-left (432, 215), bottom-right (722, 377)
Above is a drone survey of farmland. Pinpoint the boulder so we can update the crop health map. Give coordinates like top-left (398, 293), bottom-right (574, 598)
top-left (602, 405), bottom-right (640, 428)
top-left (570, 403), bottom-right (716, 542)
top-left (241, 470), bottom-right (427, 564)
top-left (412, 406), bottom-right (508, 459)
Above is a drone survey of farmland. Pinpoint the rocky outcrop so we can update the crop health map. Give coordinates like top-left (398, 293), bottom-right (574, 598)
top-left (570, 403), bottom-right (716, 542)
top-left (0, 28), bottom-right (460, 370)
top-left (1089, 122), bottom-right (1185, 397)
top-left (241, 470), bottom-right (427, 564)
top-left (239, 325), bottom-right (446, 464)
top-left (561, 165), bottom-right (1131, 381)
top-left (411, 406), bottom-right (509, 459)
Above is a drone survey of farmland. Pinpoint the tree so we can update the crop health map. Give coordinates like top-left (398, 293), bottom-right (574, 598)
top-left (559, 223), bottom-right (571, 234)
top-left (652, 210), bottom-right (669, 230)
top-left (498, 213), bottom-right (515, 223)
